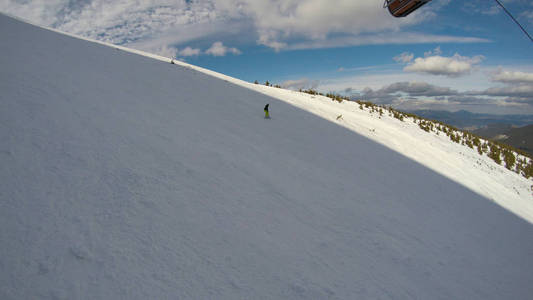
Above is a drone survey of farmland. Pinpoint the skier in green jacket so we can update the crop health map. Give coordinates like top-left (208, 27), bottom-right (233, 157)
top-left (264, 104), bottom-right (270, 119)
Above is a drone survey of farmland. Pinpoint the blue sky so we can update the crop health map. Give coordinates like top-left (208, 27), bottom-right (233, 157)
top-left (1, 0), bottom-right (532, 114)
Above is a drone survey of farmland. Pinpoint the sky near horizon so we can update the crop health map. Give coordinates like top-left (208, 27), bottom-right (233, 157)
top-left (1, 0), bottom-right (532, 114)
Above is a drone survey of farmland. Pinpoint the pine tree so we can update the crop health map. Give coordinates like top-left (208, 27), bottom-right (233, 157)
top-left (523, 160), bottom-right (533, 178)
top-left (503, 149), bottom-right (516, 170)
top-left (488, 144), bottom-right (502, 165)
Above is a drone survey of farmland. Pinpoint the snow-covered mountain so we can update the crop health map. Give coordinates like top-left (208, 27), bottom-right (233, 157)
top-left (1, 13), bottom-right (533, 299)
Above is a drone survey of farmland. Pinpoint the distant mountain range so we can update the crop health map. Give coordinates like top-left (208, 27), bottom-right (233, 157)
top-left (472, 124), bottom-right (533, 156)
top-left (408, 110), bottom-right (533, 130)
top-left (408, 110), bottom-right (533, 156)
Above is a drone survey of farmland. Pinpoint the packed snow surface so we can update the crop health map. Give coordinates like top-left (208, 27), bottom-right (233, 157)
top-left (1, 14), bottom-right (533, 299)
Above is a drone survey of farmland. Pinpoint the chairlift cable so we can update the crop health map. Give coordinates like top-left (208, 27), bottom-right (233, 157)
top-left (493, 0), bottom-right (533, 43)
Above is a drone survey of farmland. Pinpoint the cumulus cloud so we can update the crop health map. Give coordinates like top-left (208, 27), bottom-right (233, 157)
top-left (215, 1), bottom-right (421, 48)
top-left (360, 81), bottom-right (459, 104)
top-left (403, 53), bottom-right (485, 77)
top-left (381, 81), bottom-right (458, 97)
top-left (154, 45), bottom-right (177, 58)
top-left (461, 68), bottom-right (533, 101)
top-left (205, 41), bottom-right (241, 56)
top-left (356, 74), bottom-right (533, 109)
top-left (178, 47), bottom-right (202, 57)
top-left (215, 0), bottom-right (481, 50)
top-left (490, 69), bottom-right (533, 84)
top-left (470, 85), bottom-right (533, 99)
top-left (359, 86), bottom-right (398, 104)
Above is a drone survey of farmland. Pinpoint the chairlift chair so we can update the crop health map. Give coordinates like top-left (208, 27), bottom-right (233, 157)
top-left (384, 0), bottom-right (431, 17)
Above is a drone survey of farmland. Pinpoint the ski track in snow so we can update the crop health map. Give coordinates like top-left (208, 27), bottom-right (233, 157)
top-left (1, 13), bottom-right (533, 300)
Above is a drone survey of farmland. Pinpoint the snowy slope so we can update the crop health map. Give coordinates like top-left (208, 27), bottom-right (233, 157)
top-left (6, 13), bottom-right (532, 222)
top-left (247, 87), bottom-right (533, 223)
top-left (1, 14), bottom-right (533, 299)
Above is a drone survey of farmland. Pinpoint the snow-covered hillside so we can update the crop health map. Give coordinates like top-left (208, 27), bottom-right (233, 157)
top-left (1, 13), bottom-right (533, 299)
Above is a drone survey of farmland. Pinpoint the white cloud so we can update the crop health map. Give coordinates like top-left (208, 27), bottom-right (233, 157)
top-left (424, 46), bottom-right (442, 57)
top-left (205, 41), bottom-right (241, 56)
top-left (403, 53), bottom-right (485, 77)
top-left (0, 0), bottom-right (67, 26)
top-left (481, 85), bottom-right (533, 98)
top-left (289, 64), bottom-right (533, 113)
top-left (214, 0), bottom-right (430, 50)
top-left (358, 79), bottom-right (533, 110)
top-left (285, 33), bottom-right (489, 50)
top-left (381, 81), bottom-right (458, 97)
top-left (462, 2), bottom-right (500, 16)
top-left (153, 45), bottom-right (177, 58)
top-left (479, 68), bottom-right (533, 101)
top-left (394, 52), bottom-right (414, 64)
top-left (0, 0), bottom-right (220, 46)
top-left (358, 81), bottom-right (459, 105)
top-left (178, 46), bottom-right (201, 57)
top-left (430, 0), bottom-right (452, 10)
top-left (491, 69), bottom-right (533, 84)
top-left (0, 0), bottom-right (492, 53)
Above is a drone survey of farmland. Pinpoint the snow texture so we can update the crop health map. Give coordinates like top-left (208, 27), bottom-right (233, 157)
top-left (1, 13), bottom-right (533, 299)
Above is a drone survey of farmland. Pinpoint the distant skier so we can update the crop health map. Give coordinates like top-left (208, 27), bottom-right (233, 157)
top-left (264, 104), bottom-right (270, 119)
